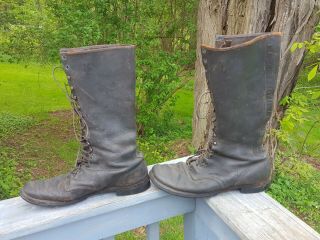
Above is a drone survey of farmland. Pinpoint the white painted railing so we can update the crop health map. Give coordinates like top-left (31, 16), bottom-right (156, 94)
top-left (0, 157), bottom-right (319, 240)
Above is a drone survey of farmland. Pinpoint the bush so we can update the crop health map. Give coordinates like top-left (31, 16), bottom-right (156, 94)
top-left (136, 49), bottom-right (182, 136)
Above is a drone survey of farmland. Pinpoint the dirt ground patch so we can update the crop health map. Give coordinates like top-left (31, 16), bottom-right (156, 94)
top-left (302, 155), bottom-right (320, 170)
top-left (170, 139), bottom-right (192, 157)
top-left (1, 110), bottom-right (77, 182)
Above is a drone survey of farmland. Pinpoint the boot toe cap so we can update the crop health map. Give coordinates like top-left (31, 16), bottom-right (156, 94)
top-left (20, 175), bottom-right (72, 205)
top-left (150, 162), bottom-right (225, 197)
top-left (150, 163), bottom-right (196, 193)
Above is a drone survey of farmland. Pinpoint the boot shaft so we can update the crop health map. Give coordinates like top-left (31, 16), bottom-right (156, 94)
top-left (60, 45), bottom-right (138, 165)
top-left (201, 33), bottom-right (281, 149)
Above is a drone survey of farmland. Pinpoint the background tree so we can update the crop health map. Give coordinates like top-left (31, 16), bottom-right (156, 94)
top-left (192, 0), bottom-right (320, 158)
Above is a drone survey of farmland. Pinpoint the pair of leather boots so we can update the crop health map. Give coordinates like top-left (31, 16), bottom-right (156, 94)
top-left (20, 32), bottom-right (281, 206)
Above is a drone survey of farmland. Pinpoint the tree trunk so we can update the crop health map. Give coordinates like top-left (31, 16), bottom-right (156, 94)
top-left (192, 0), bottom-right (320, 158)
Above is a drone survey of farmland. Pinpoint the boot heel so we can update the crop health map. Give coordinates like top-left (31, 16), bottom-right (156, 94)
top-left (116, 180), bottom-right (150, 196)
top-left (239, 183), bottom-right (270, 194)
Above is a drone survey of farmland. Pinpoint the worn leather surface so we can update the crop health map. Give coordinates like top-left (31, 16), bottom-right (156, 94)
top-left (150, 33), bottom-right (281, 197)
top-left (21, 45), bottom-right (149, 206)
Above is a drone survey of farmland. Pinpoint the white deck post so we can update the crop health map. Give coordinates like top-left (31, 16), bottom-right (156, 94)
top-left (146, 222), bottom-right (160, 240)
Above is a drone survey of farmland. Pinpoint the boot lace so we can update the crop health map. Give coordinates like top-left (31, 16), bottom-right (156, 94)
top-left (52, 66), bottom-right (93, 174)
top-left (186, 145), bottom-right (216, 168)
top-left (187, 89), bottom-right (216, 168)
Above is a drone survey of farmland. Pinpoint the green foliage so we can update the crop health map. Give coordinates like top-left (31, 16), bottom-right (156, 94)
top-left (279, 25), bottom-right (320, 155)
top-left (290, 25), bottom-right (320, 100)
top-left (136, 50), bottom-right (181, 136)
top-left (0, 0), bottom-right (56, 62)
top-left (138, 137), bottom-right (175, 165)
top-left (277, 91), bottom-right (310, 145)
top-left (0, 149), bottom-right (22, 199)
top-left (277, 79), bottom-right (320, 157)
top-left (0, 0), bottom-right (197, 63)
top-left (269, 151), bottom-right (320, 232)
top-left (291, 29), bottom-right (320, 55)
top-left (269, 27), bottom-right (320, 231)
top-left (308, 65), bottom-right (319, 81)
top-left (116, 216), bottom-right (183, 239)
top-left (0, 0), bottom-right (198, 136)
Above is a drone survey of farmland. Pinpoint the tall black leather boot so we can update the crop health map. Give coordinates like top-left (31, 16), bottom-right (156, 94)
top-left (20, 45), bottom-right (150, 206)
top-left (150, 33), bottom-right (281, 197)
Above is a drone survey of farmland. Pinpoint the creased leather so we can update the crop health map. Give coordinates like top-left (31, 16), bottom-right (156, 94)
top-left (20, 45), bottom-right (149, 206)
top-left (150, 33), bottom-right (281, 197)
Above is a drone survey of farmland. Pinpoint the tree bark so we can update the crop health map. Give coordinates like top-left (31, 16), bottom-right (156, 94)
top-left (192, 0), bottom-right (320, 158)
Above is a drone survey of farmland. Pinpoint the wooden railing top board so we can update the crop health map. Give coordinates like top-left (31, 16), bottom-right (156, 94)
top-left (197, 192), bottom-right (320, 240)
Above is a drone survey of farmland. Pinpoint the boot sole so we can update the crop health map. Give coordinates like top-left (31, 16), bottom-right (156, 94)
top-left (149, 170), bottom-right (269, 198)
top-left (20, 177), bottom-right (150, 207)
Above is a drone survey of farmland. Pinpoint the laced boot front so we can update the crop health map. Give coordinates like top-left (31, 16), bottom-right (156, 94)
top-left (150, 33), bottom-right (281, 197)
top-left (20, 45), bottom-right (150, 206)
top-left (69, 85), bottom-right (93, 174)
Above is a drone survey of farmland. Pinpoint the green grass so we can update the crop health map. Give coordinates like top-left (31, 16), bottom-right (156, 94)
top-left (0, 112), bottom-right (34, 139)
top-left (0, 148), bottom-right (22, 199)
top-left (0, 63), bottom-right (69, 115)
top-left (0, 62), bottom-right (319, 236)
top-left (173, 83), bottom-right (194, 139)
top-left (116, 216), bottom-right (183, 240)
top-left (174, 80), bottom-right (194, 120)
top-left (269, 152), bottom-right (320, 232)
